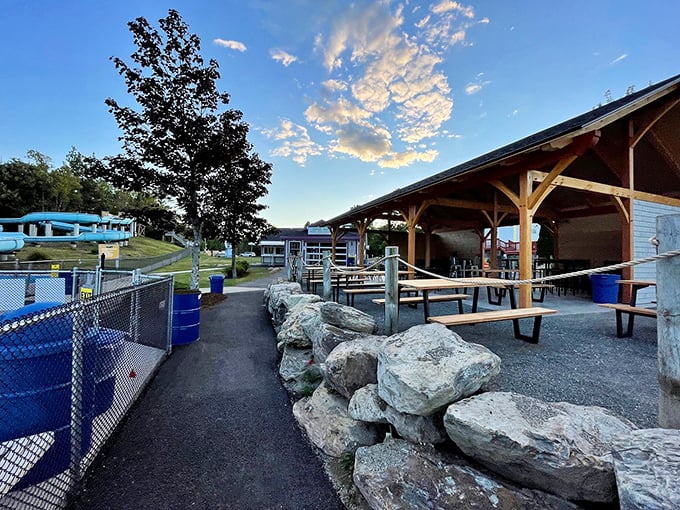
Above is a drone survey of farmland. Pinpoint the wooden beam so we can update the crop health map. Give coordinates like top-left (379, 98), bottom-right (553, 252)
top-left (354, 218), bottom-right (372, 266)
top-left (490, 180), bottom-right (520, 208)
top-left (528, 171), bottom-right (680, 207)
top-left (612, 196), bottom-right (630, 224)
top-left (407, 205), bottom-right (417, 279)
top-left (517, 171), bottom-right (533, 308)
top-left (647, 130), bottom-right (680, 179)
top-left (427, 197), bottom-right (516, 214)
top-left (528, 154), bottom-right (578, 210)
top-left (630, 96), bottom-right (680, 148)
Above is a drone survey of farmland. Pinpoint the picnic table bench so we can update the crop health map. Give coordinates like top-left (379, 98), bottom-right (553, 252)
top-left (428, 307), bottom-right (558, 343)
top-left (342, 286), bottom-right (414, 306)
top-left (599, 280), bottom-right (657, 338)
top-left (372, 293), bottom-right (471, 315)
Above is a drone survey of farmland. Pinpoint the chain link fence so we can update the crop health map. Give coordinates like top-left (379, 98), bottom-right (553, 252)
top-left (0, 270), bottom-right (173, 509)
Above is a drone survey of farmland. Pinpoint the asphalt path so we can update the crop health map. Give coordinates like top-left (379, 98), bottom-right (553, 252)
top-left (71, 277), bottom-right (343, 510)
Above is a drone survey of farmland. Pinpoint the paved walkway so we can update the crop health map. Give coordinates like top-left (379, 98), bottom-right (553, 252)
top-left (72, 270), bottom-right (343, 510)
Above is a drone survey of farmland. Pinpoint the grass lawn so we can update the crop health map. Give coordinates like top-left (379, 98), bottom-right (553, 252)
top-left (153, 254), bottom-right (271, 288)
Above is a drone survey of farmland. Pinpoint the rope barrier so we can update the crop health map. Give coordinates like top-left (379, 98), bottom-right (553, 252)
top-left (327, 255), bottom-right (389, 274)
top-left (392, 248), bottom-right (680, 286)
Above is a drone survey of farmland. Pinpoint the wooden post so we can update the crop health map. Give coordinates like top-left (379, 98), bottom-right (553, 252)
top-left (424, 228), bottom-right (432, 268)
top-left (407, 205), bottom-right (417, 280)
top-left (355, 219), bottom-right (370, 267)
top-left (322, 251), bottom-right (332, 301)
top-left (330, 227), bottom-right (338, 263)
top-left (518, 171), bottom-right (534, 307)
top-left (657, 214), bottom-right (680, 427)
top-left (384, 246), bottom-right (399, 335)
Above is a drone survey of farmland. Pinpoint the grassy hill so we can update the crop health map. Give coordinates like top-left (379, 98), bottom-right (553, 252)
top-left (15, 236), bottom-right (183, 264)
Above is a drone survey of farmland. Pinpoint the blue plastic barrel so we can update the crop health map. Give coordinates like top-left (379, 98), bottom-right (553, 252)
top-left (209, 274), bottom-right (225, 293)
top-left (590, 274), bottom-right (620, 304)
top-left (58, 271), bottom-right (74, 295)
top-left (0, 302), bottom-right (97, 442)
top-left (172, 291), bottom-right (201, 345)
top-left (86, 327), bottom-right (127, 415)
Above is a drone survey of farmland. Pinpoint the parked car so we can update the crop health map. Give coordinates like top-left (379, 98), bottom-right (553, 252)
top-left (240, 251), bottom-right (256, 257)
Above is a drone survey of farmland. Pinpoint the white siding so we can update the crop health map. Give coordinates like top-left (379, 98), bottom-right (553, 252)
top-left (633, 200), bottom-right (680, 305)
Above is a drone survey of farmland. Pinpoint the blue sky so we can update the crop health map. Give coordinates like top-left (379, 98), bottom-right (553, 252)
top-left (1, 1), bottom-right (678, 231)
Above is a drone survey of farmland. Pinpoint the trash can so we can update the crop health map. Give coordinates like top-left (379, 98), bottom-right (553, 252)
top-left (209, 274), bottom-right (225, 294)
top-left (346, 256), bottom-right (356, 266)
top-left (590, 274), bottom-right (619, 304)
top-left (172, 291), bottom-right (201, 345)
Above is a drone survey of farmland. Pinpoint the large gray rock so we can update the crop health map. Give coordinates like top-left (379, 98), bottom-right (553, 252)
top-left (353, 438), bottom-right (579, 510)
top-left (324, 335), bottom-right (388, 398)
top-left (612, 428), bottom-right (680, 510)
top-left (282, 293), bottom-right (323, 313)
top-left (377, 323), bottom-right (501, 416)
top-left (319, 302), bottom-right (377, 334)
top-left (292, 383), bottom-right (380, 457)
top-left (348, 384), bottom-right (388, 424)
top-left (444, 391), bottom-right (638, 503)
top-left (383, 406), bottom-right (448, 444)
top-left (310, 323), bottom-right (365, 364)
top-left (276, 302), bottom-right (323, 348)
top-left (267, 282), bottom-right (303, 324)
top-left (278, 345), bottom-right (314, 381)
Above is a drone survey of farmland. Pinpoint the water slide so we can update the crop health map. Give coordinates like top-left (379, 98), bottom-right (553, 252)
top-left (0, 212), bottom-right (133, 253)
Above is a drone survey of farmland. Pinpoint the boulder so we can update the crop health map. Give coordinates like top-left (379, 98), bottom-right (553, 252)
top-left (310, 323), bottom-right (365, 364)
top-left (319, 302), bottom-right (377, 334)
top-left (377, 323), bottom-right (501, 416)
top-left (292, 383), bottom-right (380, 457)
top-left (276, 302), bottom-right (323, 348)
top-left (266, 282), bottom-right (303, 324)
top-left (282, 293), bottom-right (323, 313)
top-left (353, 438), bottom-right (579, 510)
top-left (612, 428), bottom-right (680, 510)
top-left (324, 335), bottom-right (388, 398)
top-left (444, 391), bottom-right (638, 503)
top-left (383, 406), bottom-right (448, 444)
top-left (278, 345), bottom-right (314, 382)
top-left (348, 384), bottom-right (388, 424)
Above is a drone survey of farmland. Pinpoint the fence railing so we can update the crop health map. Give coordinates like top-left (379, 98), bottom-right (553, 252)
top-left (0, 270), bottom-right (173, 509)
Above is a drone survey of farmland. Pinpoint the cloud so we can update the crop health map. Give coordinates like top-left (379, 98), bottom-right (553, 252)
top-left (270, 119), bottom-right (323, 166)
top-left (478, 17), bottom-right (490, 24)
top-left (213, 38), bottom-right (247, 52)
top-left (377, 149), bottom-right (438, 168)
top-left (321, 79), bottom-right (347, 92)
top-left (270, 48), bottom-right (298, 66)
top-left (610, 53), bottom-right (628, 65)
top-left (431, 1), bottom-right (475, 18)
top-left (273, 0), bottom-right (487, 169)
top-left (465, 83), bottom-right (482, 95)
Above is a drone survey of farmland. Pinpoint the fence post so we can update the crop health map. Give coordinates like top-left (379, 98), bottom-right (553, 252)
top-left (385, 246), bottom-right (399, 335)
top-left (69, 303), bottom-right (86, 489)
top-left (322, 251), bottom-right (332, 301)
top-left (657, 214), bottom-right (680, 427)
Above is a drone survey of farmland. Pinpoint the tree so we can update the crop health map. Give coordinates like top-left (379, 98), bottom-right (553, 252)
top-left (91, 9), bottom-right (258, 289)
top-left (203, 125), bottom-right (275, 277)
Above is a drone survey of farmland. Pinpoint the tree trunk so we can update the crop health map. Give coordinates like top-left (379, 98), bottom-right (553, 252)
top-left (190, 226), bottom-right (201, 290)
top-left (231, 244), bottom-right (237, 279)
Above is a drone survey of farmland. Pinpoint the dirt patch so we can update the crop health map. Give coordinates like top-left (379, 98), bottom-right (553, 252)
top-left (201, 292), bottom-right (228, 309)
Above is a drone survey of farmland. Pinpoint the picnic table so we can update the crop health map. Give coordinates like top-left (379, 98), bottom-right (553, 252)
top-left (599, 279), bottom-right (657, 337)
top-left (399, 278), bottom-right (557, 343)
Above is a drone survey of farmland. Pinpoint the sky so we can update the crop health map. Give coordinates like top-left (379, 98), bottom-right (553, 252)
top-left (1, 0), bottom-right (679, 231)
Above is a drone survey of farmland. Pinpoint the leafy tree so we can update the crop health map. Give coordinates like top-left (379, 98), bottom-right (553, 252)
top-left (90, 9), bottom-right (259, 289)
top-left (0, 155), bottom-right (53, 216)
top-left (203, 132), bottom-right (275, 277)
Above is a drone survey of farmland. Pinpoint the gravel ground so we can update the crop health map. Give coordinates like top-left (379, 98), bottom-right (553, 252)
top-left (348, 291), bottom-right (659, 428)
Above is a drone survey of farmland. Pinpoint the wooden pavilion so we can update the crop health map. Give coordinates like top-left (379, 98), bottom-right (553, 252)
top-left (322, 73), bottom-right (680, 308)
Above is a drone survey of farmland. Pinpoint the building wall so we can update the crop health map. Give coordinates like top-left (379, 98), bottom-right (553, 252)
top-left (557, 214), bottom-right (621, 268)
top-left (633, 200), bottom-right (680, 304)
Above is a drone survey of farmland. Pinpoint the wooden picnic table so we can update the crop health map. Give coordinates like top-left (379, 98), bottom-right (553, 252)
top-left (400, 278), bottom-right (557, 343)
top-left (599, 280), bottom-right (657, 337)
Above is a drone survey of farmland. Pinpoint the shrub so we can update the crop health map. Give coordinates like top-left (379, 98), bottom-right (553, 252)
top-left (224, 259), bottom-right (249, 278)
top-left (25, 251), bottom-right (50, 261)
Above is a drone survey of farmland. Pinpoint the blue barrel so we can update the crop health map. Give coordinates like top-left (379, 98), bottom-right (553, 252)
top-left (172, 291), bottom-right (201, 345)
top-left (58, 271), bottom-right (74, 295)
top-left (0, 302), bottom-right (97, 442)
top-left (86, 327), bottom-right (127, 415)
top-left (590, 274), bottom-right (620, 304)
top-left (209, 274), bottom-right (225, 293)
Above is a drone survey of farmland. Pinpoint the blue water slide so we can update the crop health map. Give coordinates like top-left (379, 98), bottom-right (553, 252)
top-left (0, 212), bottom-right (102, 225)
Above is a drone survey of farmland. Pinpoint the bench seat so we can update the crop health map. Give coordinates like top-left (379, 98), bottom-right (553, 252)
top-left (373, 293), bottom-right (471, 316)
top-left (598, 303), bottom-right (657, 338)
top-left (428, 307), bottom-right (557, 343)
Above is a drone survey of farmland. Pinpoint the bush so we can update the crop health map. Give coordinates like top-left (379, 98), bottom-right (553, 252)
top-left (224, 259), bottom-right (249, 278)
top-left (25, 251), bottom-right (50, 261)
